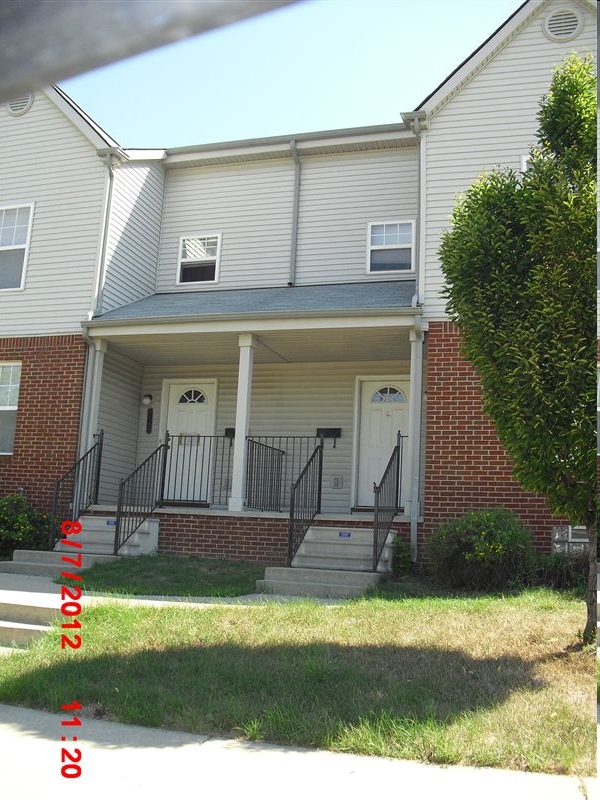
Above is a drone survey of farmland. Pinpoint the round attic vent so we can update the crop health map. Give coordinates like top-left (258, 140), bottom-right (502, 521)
top-left (7, 94), bottom-right (34, 116)
top-left (544, 8), bottom-right (582, 41)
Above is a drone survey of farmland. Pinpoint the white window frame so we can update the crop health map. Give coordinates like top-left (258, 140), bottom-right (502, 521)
top-left (176, 234), bottom-right (221, 286)
top-left (0, 203), bottom-right (35, 291)
top-left (367, 220), bottom-right (415, 275)
top-left (0, 361), bottom-right (22, 455)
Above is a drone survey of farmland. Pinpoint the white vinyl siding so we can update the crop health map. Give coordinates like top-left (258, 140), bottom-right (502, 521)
top-left (137, 359), bottom-right (407, 514)
top-left (101, 162), bottom-right (165, 312)
top-left (0, 91), bottom-right (107, 334)
top-left (156, 160), bottom-right (294, 292)
top-left (422, 0), bottom-right (596, 320)
top-left (295, 149), bottom-right (417, 285)
top-left (96, 349), bottom-right (143, 503)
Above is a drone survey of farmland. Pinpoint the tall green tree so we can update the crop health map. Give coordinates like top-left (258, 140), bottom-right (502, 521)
top-left (439, 55), bottom-right (597, 644)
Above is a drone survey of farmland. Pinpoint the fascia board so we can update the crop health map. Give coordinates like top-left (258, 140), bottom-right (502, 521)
top-left (42, 85), bottom-right (119, 149)
top-left (413, 0), bottom-right (545, 117)
top-left (84, 308), bottom-right (421, 338)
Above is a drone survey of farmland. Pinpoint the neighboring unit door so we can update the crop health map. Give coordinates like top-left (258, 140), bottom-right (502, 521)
top-left (163, 381), bottom-right (217, 503)
top-left (356, 380), bottom-right (409, 507)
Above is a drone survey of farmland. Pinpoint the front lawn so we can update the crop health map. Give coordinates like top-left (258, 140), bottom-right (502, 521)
top-left (0, 587), bottom-right (595, 775)
top-left (57, 554), bottom-right (265, 597)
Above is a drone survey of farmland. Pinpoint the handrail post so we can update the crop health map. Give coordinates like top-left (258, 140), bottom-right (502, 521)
top-left (287, 489), bottom-right (296, 566)
top-left (158, 431), bottom-right (170, 507)
top-left (395, 430), bottom-right (401, 511)
top-left (114, 478), bottom-right (124, 555)
top-left (373, 484), bottom-right (380, 572)
top-left (93, 430), bottom-right (104, 505)
top-left (316, 439), bottom-right (324, 514)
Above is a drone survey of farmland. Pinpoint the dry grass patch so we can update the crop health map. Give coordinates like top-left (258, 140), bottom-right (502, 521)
top-left (0, 589), bottom-right (594, 774)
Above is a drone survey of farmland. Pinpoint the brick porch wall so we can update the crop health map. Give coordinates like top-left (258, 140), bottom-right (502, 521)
top-left (420, 322), bottom-right (563, 557)
top-left (157, 513), bottom-right (409, 564)
top-left (0, 335), bottom-right (87, 513)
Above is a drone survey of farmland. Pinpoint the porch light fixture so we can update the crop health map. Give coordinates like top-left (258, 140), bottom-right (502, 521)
top-left (141, 394), bottom-right (153, 406)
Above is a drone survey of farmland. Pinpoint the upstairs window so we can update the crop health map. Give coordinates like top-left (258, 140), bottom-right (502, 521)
top-left (0, 362), bottom-right (21, 454)
top-left (178, 235), bottom-right (221, 284)
top-left (0, 204), bottom-right (34, 290)
top-left (368, 221), bottom-right (414, 273)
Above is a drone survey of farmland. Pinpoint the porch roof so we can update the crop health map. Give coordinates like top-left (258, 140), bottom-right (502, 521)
top-left (92, 280), bottom-right (417, 324)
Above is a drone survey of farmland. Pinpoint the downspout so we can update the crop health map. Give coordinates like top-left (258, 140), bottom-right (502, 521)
top-left (409, 115), bottom-right (424, 309)
top-left (287, 139), bottom-right (301, 286)
top-left (405, 112), bottom-right (427, 559)
top-left (80, 147), bottom-right (118, 453)
top-left (92, 149), bottom-right (119, 316)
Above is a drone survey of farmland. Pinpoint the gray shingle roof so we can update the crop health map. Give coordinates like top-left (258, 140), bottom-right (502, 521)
top-left (94, 281), bottom-right (417, 322)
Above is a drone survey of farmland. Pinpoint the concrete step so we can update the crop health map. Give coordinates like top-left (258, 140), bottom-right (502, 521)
top-left (292, 525), bottom-right (393, 572)
top-left (0, 550), bottom-right (120, 578)
top-left (0, 620), bottom-right (52, 647)
top-left (292, 554), bottom-right (380, 572)
top-left (304, 526), bottom-right (374, 543)
top-left (0, 600), bottom-right (60, 626)
top-left (257, 566), bottom-right (381, 599)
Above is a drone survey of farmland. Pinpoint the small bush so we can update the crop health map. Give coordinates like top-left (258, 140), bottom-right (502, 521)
top-left (0, 494), bottom-right (50, 558)
top-left (391, 537), bottom-right (412, 577)
top-left (531, 551), bottom-right (587, 590)
top-left (428, 508), bottom-right (534, 590)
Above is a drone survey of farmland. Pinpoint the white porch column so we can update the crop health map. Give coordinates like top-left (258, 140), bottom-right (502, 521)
top-left (82, 338), bottom-right (107, 452)
top-left (229, 333), bottom-right (254, 512)
top-left (408, 324), bottom-right (424, 560)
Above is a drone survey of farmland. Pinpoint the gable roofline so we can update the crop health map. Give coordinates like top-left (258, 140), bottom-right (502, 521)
top-left (43, 84), bottom-right (120, 150)
top-left (411, 0), bottom-right (596, 117)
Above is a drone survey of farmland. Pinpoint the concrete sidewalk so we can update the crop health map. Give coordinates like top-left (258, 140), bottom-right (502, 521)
top-left (0, 704), bottom-right (595, 800)
top-left (0, 572), bottom-right (597, 799)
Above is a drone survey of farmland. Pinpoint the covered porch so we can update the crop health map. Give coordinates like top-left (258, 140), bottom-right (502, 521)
top-left (80, 283), bottom-right (424, 562)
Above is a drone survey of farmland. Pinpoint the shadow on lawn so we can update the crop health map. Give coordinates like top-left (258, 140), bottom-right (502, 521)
top-left (0, 640), bottom-right (545, 749)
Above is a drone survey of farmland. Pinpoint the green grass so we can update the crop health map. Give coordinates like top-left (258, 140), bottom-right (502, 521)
top-left (56, 554), bottom-right (265, 597)
top-left (0, 587), bottom-right (595, 775)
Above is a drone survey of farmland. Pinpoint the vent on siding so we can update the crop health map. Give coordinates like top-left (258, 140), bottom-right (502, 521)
top-left (544, 9), bottom-right (582, 41)
top-left (7, 95), bottom-right (34, 116)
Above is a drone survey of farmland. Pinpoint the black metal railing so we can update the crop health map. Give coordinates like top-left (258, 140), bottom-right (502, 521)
top-left (246, 439), bottom-right (285, 511)
top-left (372, 431), bottom-right (404, 572)
top-left (114, 439), bottom-right (168, 555)
top-left (49, 431), bottom-right (104, 549)
top-left (247, 436), bottom-right (319, 511)
top-left (162, 433), bottom-right (234, 507)
top-left (287, 440), bottom-right (324, 565)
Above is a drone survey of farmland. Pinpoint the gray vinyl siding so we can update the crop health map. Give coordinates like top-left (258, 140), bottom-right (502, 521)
top-left (156, 160), bottom-right (294, 292)
top-left (295, 149), bottom-right (418, 285)
top-left (0, 91), bottom-right (106, 335)
top-left (137, 359), bottom-right (407, 514)
top-left (97, 349), bottom-right (143, 503)
top-left (156, 148), bottom-right (418, 293)
top-left (101, 161), bottom-right (165, 312)
top-left (422, 0), bottom-right (596, 320)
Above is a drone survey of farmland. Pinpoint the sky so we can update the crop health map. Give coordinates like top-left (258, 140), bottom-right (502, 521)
top-left (60, 0), bottom-right (525, 149)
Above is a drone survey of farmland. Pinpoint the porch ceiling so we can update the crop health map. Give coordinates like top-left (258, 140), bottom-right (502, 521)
top-left (105, 326), bottom-right (412, 365)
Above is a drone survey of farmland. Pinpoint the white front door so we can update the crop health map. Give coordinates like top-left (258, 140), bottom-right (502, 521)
top-left (163, 381), bottom-right (217, 503)
top-left (356, 380), bottom-right (409, 507)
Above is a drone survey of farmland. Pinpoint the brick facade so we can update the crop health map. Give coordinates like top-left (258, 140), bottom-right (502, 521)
top-left (420, 322), bottom-right (563, 555)
top-left (157, 512), bottom-right (409, 565)
top-left (0, 335), bottom-right (87, 512)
